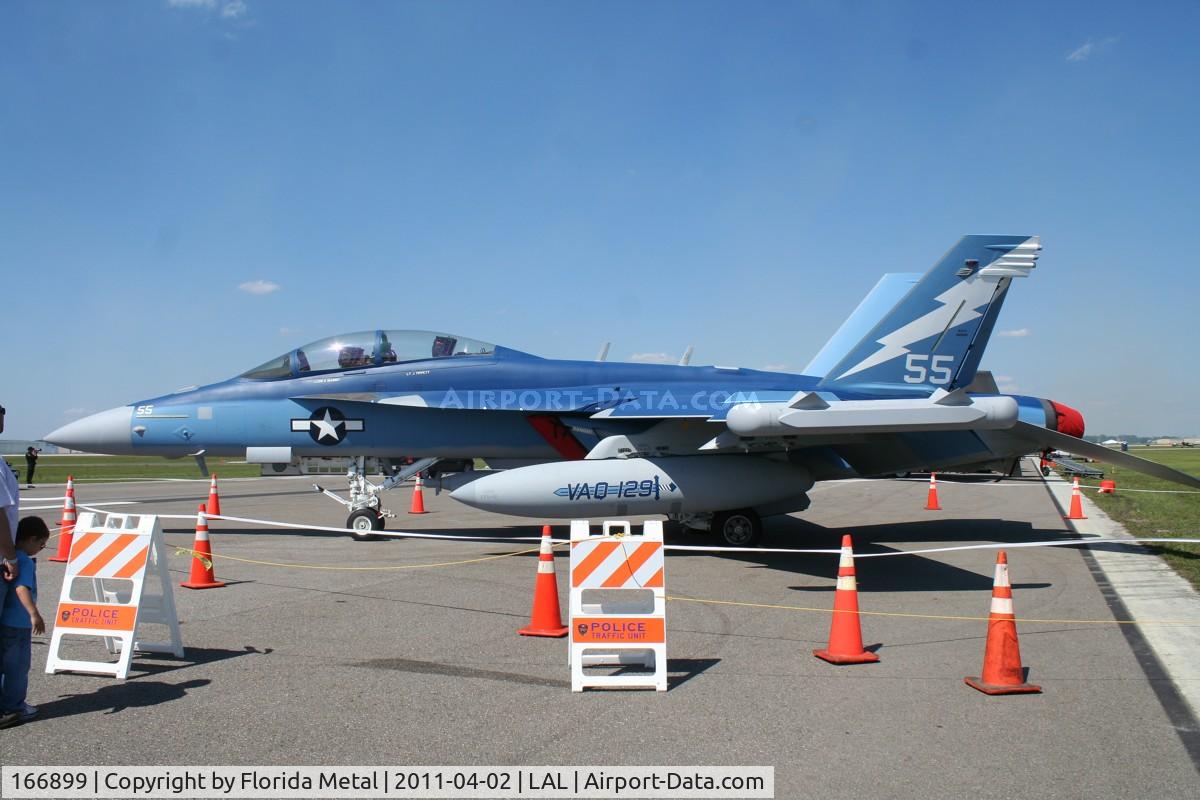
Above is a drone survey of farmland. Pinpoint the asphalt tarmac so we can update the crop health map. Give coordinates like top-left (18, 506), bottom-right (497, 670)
top-left (4, 464), bottom-right (1199, 799)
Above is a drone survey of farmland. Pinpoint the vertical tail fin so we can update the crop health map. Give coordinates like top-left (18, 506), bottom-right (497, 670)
top-left (804, 273), bottom-right (921, 377)
top-left (817, 235), bottom-right (1040, 395)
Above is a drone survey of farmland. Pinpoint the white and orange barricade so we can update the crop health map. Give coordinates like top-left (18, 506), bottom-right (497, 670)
top-left (568, 519), bottom-right (667, 692)
top-left (45, 512), bottom-right (184, 680)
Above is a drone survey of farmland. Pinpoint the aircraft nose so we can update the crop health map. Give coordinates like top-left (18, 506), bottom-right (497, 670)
top-left (449, 482), bottom-right (478, 507)
top-left (45, 406), bottom-right (136, 454)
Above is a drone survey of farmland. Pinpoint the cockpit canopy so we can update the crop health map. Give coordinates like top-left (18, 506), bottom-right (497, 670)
top-left (240, 330), bottom-right (496, 380)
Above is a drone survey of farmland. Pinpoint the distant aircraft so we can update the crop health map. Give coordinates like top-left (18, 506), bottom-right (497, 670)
top-left (46, 235), bottom-right (1200, 544)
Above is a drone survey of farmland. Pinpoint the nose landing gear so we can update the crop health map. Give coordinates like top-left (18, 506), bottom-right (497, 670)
top-left (313, 456), bottom-right (440, 540)
top-left (346, 508), bottom-right (386, 540)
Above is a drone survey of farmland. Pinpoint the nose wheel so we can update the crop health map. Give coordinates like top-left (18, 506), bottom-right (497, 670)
top-left (347, 508), bottom-right (385, 541)
top-left (313, 455), bottom-right (440, 540)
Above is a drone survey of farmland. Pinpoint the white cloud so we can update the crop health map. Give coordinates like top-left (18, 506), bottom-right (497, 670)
top-left (1067, 37), bottom-right (1118, 62)
top-left (998, 328), bottom-right (1031, 338)
top-left (279, 327), bottom-right (302, 337)
top-left (1066, 41), bottom-right (1094, 62)
top-left (239, 280), bottom-right (281, 295)
top-left (629, 352), bottom-right (673, 364)
top-left (763, 364), bottom-right (789, 372)
top-left (998, 382), bottom-right (1020, 394)
top-left (994, 375), bottom-right (1013, 383)
top-left (167, 0), bottom-right (252, 30)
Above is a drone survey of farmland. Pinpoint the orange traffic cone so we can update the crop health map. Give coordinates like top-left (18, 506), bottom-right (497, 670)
top-left (1098, 479), bottom-right (1116, 494)
top-left (965, 551), bottom-right (1041, 694)
top-left (48, 475), bottom-right (77, 563)
top-left (409, 474), bottom-right (428, 514)
top-left (814, 534), bottom-right (879, 664)
top-left (206, 473), bottom-right (222, 518)
top-left (518, 525), bottom-right (568, 638)
top-left (1066, 476), bottom-right (1087, 520)
top-left (925, 472), bottom-right (942, 511)
top-left (181, 504), bottom-right (226, 590)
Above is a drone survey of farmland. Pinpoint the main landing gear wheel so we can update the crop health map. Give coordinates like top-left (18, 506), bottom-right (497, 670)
top-left (347, 509), bottom-right (385, 541)
top-left (712, 509), bottom-right (762, 547)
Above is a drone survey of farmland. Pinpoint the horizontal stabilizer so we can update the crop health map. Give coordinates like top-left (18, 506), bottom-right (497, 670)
top-left (1010, 422), bottom-right (1200, 490)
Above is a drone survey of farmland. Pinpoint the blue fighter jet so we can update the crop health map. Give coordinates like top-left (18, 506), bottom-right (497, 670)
top-left (46, 236), bottom-right (1200, 544)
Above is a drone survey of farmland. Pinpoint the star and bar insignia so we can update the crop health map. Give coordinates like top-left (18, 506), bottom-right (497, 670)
top-left (290, 407), bottom-right (365, 445)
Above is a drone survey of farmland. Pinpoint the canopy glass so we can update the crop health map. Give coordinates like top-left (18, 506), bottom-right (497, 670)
top-left (241, 330), bottom-right (495, 380)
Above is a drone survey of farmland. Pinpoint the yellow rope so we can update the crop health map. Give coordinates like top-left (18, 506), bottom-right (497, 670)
top-left (163, 538), bottom-right (1200, 626)
top-left (174, 544), bottom-right (543, 571)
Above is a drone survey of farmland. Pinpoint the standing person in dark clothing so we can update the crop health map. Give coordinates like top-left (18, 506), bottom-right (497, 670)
top-left (23, 448), bottom-right (39, 489)
top-left (0, 406), bottom-right (20, 729)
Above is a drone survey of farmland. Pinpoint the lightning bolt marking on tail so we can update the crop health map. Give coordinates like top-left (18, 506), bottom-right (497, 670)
top-left (835, 275), bottom-right (992, 381)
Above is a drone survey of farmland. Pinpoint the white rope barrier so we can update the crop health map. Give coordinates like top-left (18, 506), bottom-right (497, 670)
top-left (1082, 486), bottom-right (1200, 494)
top-left (74, 504), bottom-right (1200, 558)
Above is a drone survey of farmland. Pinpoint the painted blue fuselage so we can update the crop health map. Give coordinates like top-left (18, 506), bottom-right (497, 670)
top-left (106, 341), bottom-right (1056, 467)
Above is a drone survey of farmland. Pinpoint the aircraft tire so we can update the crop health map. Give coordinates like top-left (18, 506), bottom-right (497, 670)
top-left (347, 509), bottom-right (385, 541)
top-left (712, 509), bottom-right (762, 547)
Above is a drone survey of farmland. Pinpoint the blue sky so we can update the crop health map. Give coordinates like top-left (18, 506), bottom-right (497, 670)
top-left (3, 1), bottom-right (1198, 439)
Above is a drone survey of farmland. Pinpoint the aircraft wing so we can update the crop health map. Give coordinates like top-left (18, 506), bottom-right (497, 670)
top-left (1008, 421), bottom-right (1200, 490)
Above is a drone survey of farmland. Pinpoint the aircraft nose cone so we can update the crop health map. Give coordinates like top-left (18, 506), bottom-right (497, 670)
top-left (45, 406), bottom-right (136, 454)
top-left (449, 481), bottom-right (479, 507)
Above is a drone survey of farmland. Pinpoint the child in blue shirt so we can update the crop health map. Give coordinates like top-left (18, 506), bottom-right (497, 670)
top-left (0, 516), bottom-right (49, 728)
